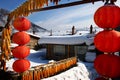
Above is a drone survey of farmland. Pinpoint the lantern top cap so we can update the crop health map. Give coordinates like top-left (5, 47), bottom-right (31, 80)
top-left (104, 0), bottom-right (117, 5)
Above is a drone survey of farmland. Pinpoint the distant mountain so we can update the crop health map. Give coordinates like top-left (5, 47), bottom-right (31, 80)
top-left (0, 8), bottom-right (9, 26)
top-left (0, 8), bottom-right (48, 33)
top-left (29, 22), bottom-right (49, 33)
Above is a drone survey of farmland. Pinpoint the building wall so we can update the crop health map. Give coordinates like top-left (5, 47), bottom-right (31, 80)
top-left (27, 37), bottom-right (39, 49)
top-left (46, 44), bottom-right (88, 61)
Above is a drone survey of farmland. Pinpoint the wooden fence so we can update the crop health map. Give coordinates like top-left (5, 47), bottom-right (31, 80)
top-left (8, 57), bottom-right (77, 80)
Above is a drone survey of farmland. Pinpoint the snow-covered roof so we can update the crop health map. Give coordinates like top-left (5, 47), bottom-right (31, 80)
top-left (39, 34), bottom-right (94, 46)
top-left (12, 30), bottom-right (40, 39)
top-left (27, 32), bottom-right (40, 39)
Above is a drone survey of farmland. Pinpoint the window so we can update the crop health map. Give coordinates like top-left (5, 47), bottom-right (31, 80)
top-left (53, 45), bottom-right (65, 56)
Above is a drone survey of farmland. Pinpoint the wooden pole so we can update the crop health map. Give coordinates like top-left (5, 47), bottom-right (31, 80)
top-left (29, 0), bottom-right (103, 12)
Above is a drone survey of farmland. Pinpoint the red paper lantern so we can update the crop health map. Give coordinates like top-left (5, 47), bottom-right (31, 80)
top-left (13, 17), bottom-right (31, 31)
top-left (94, 30), bottom-right (120, 53)
top-left (94, 4), bottom-right (120, 29)
top-left (12, 59), bottom-right (30, 73)
top-left (94, 54), bottom-right (120, 78)
top-left (12, 46), bottom-right (30, 59)
top-left (12, 31), bottom-right (30, 45)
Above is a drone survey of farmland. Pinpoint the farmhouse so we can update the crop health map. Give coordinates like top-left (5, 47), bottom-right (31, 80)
top-left (39, 34), bottom-right (94, 61)
top-left (27, 33), bottom-right (40, 49)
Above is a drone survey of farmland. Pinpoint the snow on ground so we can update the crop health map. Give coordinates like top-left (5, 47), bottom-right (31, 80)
top-left (6, 49), bottom-right (98, 80)
top-left (6, 49), bottom-right (49, 71)
top-left (42, 62), bottom-right (98, 80)
top-left (6, 30), bottom-right (99, 80)
top-left (85, 52), bottom-right (96, 62)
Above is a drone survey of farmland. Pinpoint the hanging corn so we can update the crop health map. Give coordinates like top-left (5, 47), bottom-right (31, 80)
top-left (0, 24), bottom-right (11, 71)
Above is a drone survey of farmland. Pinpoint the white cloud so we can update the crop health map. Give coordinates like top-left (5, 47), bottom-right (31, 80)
top-left (34, 1), bottom-right (119, 31)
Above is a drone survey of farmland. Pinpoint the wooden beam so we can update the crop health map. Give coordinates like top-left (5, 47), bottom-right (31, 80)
top-left (30, 0), bottom-right (103, 12)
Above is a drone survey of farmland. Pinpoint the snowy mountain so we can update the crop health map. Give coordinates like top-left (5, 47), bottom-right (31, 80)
top-left (0, 8), bottom-right (48, 33)
top-left (0, 8), bottom-right (9, 26)
top-left (28, 22), bottom-right (49, 33)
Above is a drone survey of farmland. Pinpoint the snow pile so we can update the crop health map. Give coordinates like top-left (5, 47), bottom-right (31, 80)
top-left (5, 30), bottom-right (99, 80)
top-left (39, 34), bottom-right (94, 46)
top-left (85, 52), bottom-right (96, 62)
top-left (6, 49), bottom-right (49, 71)
top-left (6, 49), bottom-right (98, 80)
top-left (85, 45), bottom-right (96, 62)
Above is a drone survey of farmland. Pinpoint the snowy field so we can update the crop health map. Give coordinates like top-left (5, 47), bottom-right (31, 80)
top-left (6, 30), bottom-right (99, 80)
top-left (6, 49), bottom-right (98, 80)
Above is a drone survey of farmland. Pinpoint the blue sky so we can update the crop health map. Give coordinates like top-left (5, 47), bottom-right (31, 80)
top-left (0, 0), bottom-right (25, 11)
top-left (0, 0), bottom-right (120, 31)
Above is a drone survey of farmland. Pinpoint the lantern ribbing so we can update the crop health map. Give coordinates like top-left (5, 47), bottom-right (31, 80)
top-left (94, 1), bottom-right (120, 79)
top-left (12, 17), bottom-right (31, 73)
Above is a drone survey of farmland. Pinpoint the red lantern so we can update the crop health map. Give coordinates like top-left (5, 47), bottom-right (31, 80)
top-left (12, 31), bottom-right (30, 45)
top-left (12, 59), bottom-right (30, 73)
top-left (12, 46), bottom-right (30, 59)
top-left (94, 54), bottom-right (120, 78)
top-left (95, 77), bottom-right (108, 80)
top-left (94, 4), bottom-right (120, 29)
top-left (13, 17), bottom-right (31, 31)
top-left (94, 30), bottom-right (120, 53)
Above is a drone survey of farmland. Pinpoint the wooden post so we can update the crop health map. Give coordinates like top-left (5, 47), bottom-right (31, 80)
top-left (67, 45), bottom-right (70, 58)
top-left (50, 29), bottom-right (52, 36)
top-left (72, 26), bottom-right (75, 35)
top-left (90, 25), bottom-right (93, 34)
